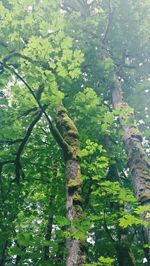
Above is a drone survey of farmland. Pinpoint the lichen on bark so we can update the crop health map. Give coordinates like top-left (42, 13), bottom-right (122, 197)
top-left (112, 76), bottom-right (150, 261)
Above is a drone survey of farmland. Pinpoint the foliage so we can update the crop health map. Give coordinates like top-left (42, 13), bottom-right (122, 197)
top-left (0, 0), bottom-right (150, 265)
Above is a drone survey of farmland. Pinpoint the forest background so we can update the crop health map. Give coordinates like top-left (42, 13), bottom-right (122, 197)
top-left (0, 0), bottom-right (150, 265)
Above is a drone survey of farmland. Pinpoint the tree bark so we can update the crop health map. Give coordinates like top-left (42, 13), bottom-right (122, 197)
top-left (116, 239), bottom-right (136, 266)
top-left (111, 76), bottom-right (150, 262)
top-left (56, 106), bottom-right (85, 266)
top-left (0, 241), bottom-right (8, 266)
top-left (43, 163), bottom-right (57, 261)
top-left (106, 159), bottom-right (136, 266)
top-left (43, 196), bottom-right (53, 261)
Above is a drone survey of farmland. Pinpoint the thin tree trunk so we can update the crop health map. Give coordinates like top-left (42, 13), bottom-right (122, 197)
top-left (116, 236), bottom-right (136, 266)
top-left (106, 160), bottom-right (136, 266)
top-left (116, 220), bottom-right (136, 266)
top-left (111, 76), bottom-right (150, 262)
top-left (0, 241), bottom-right (8, 266)
top-left (43, 196), bottom-right (53, 261)
top-left (43, 163), bottom-right (57, 261)
top-left (56, 106), bottom-right (85, 266)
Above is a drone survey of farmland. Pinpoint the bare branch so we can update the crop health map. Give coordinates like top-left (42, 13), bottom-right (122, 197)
top-left (14, 108), bottom-right (45, 182)
top-left (102, 0), bottom-right (114, 44)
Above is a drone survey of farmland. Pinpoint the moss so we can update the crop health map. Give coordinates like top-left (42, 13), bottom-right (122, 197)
top-left (64, 129), bottom-right (79, 138)
top-left (129, 126), bottom-right (143, 141)
top-left (73, 205), bottom-right (83, 219)
top-left (68, 177), bottom-right (82, 188)
top-left (64, 136), bottom-right (79, 146)
top-left (57, 105), bottom-right (68, 114)
top-left (119, 102), bottom-right (130, 110)
top-left (62, 114), bottom-right (78, 133)
top-left (56, 104), bottom-right (80, 160)
top-left (73, 193), bottom-right (82, 203)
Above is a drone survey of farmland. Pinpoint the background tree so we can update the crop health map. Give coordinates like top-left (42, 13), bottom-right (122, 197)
top-left (0, 0), bottom-right (150, 265)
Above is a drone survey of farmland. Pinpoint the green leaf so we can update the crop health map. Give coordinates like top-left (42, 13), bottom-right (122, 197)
top-left (17, 232), bottom-right (32, 246)
top-left (55, 216), bottom-right (70, 227)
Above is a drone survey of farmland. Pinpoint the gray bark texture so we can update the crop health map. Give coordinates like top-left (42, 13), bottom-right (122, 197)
top-left (112, 76), bottom-right (150, 261)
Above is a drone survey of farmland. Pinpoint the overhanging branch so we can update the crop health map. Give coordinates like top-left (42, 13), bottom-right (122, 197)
top-left (3, 52), bottom-right (55, 73)
top-left (2, 63), bottom-right (70, 155)
top-left (14, 108), bottom-right (46, 182)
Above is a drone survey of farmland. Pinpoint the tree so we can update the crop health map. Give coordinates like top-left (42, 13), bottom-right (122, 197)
top-left (0, 0), bottom-right (150, 265)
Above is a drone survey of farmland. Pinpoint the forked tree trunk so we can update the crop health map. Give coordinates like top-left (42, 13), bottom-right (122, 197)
top-left (112, 76), bottom-right (150, 262)
top-left (56, 106), bottom-right (85, 266)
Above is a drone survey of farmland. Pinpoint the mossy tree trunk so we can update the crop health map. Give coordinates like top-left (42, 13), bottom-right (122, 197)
top-left (56, 106), bottom-right (84, 266)
top-left (112, 76), bottom-right (150, 262)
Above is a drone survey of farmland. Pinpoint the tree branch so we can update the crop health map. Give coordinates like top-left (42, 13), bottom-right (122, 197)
top-left (2, 63), bottom-right (70, 156)
top-left (103, 210), bottom-right (116, 243)
top-left (102, 0), bottom-right (114, 44)
top-left (0, 139), bottom-right (23, 146)
top-left (14, 108), bottom-right (46, 182)
top-left (0, 160), bottom-right (15, 166)
top-left (3, 52), bottom-right (55, 73)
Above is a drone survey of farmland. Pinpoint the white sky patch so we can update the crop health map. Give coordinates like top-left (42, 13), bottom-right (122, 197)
top-left (138, 119), bottom-right (145, 125)
top-left (27, 6), bottom-right (33, 13)
top-left (143, 257), bottom-right (148, 263)
top-left (87, 0), bottom-right (94, 4)
top-left (0, 75), bottom-right (16, 107)
top-left (52, 224), bottom-right (60, 233)
top-left (87, 235), bottom-right (95, 245)
top-left (144, 89), bottom-right (149, 93)
top-left (87, 224), bottom-right (95, 245)
top-left (48, 29), bottom-right (54, 34)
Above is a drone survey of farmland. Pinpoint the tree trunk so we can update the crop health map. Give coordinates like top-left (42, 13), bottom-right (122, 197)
top-left (111, 76), bottom-right (150, 262)
top-left (106, 161), bottom-right (136, 266)
top-left (116, 226), bottom-right (136, 266)
top-left (43, 197), bottom-right (53, 261)
top-left (43, 162), bottom-right (57, 261)
top-left (56, 106), bottom-right (85, 266)
top-left (0, 241), bottom-right (8, 266)
top-left (116, 242), bottom-right (136, 266)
